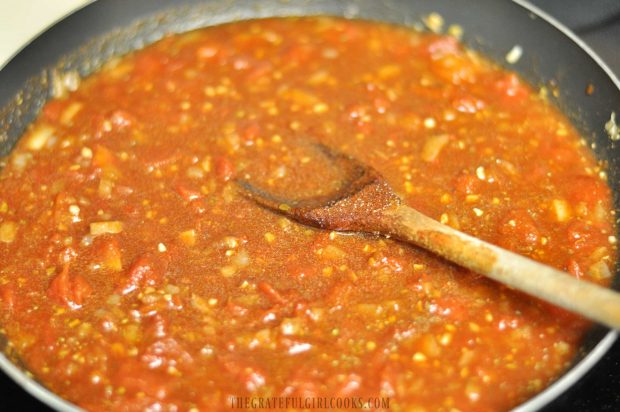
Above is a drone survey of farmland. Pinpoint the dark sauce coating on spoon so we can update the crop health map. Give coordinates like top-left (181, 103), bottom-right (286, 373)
top-left (238, 143), bottom-right (400, 232)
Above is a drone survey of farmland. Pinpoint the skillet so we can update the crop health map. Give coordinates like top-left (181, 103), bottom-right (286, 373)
top-left (0, 0), bottom-right (619, 410)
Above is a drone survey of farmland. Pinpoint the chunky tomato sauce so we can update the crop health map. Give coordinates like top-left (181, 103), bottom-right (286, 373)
top-left (0, 17), bottom-right (616, 411)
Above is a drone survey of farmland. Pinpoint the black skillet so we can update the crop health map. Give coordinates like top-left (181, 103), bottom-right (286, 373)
top-left (1, 0), bottom-right (619, 410)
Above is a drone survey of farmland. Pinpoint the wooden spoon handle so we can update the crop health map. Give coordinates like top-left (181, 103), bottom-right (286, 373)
top-left (382, 204), bottom-right (620, 330)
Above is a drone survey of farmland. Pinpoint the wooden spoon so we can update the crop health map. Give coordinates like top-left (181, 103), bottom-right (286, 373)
top-left (238, 143), bottom-right (620, 330)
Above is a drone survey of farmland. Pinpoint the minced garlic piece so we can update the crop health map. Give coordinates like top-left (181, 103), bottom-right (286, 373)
top-left (551, 199), bottom-right (571, 222)
top-left (26, 125), bottom-right (55, 151)
top-left (423, 13), bottom-right (444, 33)
top-left (605, 112), bottom-right (619, 141)
top-left (505, 45), bottom-right (523, 64)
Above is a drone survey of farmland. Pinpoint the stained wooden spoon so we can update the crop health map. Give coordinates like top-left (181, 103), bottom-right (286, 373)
top-left (238, 144), bottom-right (620, 330)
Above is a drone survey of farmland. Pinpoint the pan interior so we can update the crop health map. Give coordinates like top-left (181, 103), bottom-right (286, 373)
top-left (0, 1), bottom-right (618, 410)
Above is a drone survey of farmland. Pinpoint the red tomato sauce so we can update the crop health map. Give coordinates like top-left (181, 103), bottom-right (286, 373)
top-left (0, 17), bottom-right (616, 411)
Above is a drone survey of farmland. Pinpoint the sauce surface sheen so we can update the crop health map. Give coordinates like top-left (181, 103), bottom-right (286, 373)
top-left (0, 17), bottom-right (616, 412)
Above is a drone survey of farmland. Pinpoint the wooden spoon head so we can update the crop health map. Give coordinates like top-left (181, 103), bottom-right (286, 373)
top-left (237, 144), bottom-right (400, 232)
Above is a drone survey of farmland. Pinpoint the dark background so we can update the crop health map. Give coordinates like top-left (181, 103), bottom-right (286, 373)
top-left (1, 0), bottom-right (619, 410)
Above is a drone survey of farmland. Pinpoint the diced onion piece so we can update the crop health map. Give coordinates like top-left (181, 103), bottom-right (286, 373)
top-left (288, 342), bottom-right (312, 355)
top-left (232, 249), bottom-right (250, 267)
top-left (423, 12), bottom-right (444, 33)
top-left (280, 318), bottom-right (303, 336)
top-left (122, 324), bottom-right (141, 344)
top-left (249, 329), bottom-right (273, 350)
top-left (466, 382), bottom-right (481, 402)
top-left (420, 334), bottom-right (441, 358)
top-left (81, 147), bottom-right (93, 159)
top-left (222, 236), bottom-right (239, 249)
top-left (589, 260), bottom-right (612, 280)
top-left (200, 156), bottom-right (212, 173)
top-left (282, 88), bottom-right (321, 107)
top-left (191, 294), bottom-right (211, 313)
top-left (423, 117), bottom-right (436, 129)
top-left (101, 241), bottom-right (123, 271)
top-left (179, 229), bottom-right (197, 246)
top-left (447, 212), bottom-right (460, 230)
top-left (0, 221), bottom-right (17, 243)
top-left (605, 112), bottom-right (619, 141)
top-left (60, 102), bottom-right (83, 125)
top-left (52, 69), bottom-right (80, 98)
top-left (90, 221), bottom-right (123, 235)
top-left (505, 45), bottom-right (523, 64)
top-left (421, 134), bottom-right (450, 162)
top-left (165, 284), bottom-right (180, 294)
top-left (92, 146), bottom-right (119, 178)
top-left (447, 24), bottom-right (463, 40)
top-left (592, 203), bottom-right (608, 225)
top-left (274, 165), bottom-right (287, 178)
top-left (26, 124), bottom-right (55, 151)
top-left (355, 303), bottom-right (382, 317)
top-left (321, 244), bottom-right (346, 260)
top-left (98, 178), bottom-right (115, 199)
top-left (377, 64), bottom-right (402, 80)
top-left (590, 246), bottom-right (609, 262)
top-left (11, 153), bottom-right (32, 173)
top-left (106, 294), bottom-right (121, 306)
top-left (459, 349), bottom-right (474, 367)
top-left (80, 234), bottom-right (93, 247)
top-left (551, 199), bottom-right (571, 222)
top-left (102, 254), bottom-right (122, 271)
top-left (554, 341), bottom-right (570, 355)
top-left (186, 166), bottom-right (204, 179)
